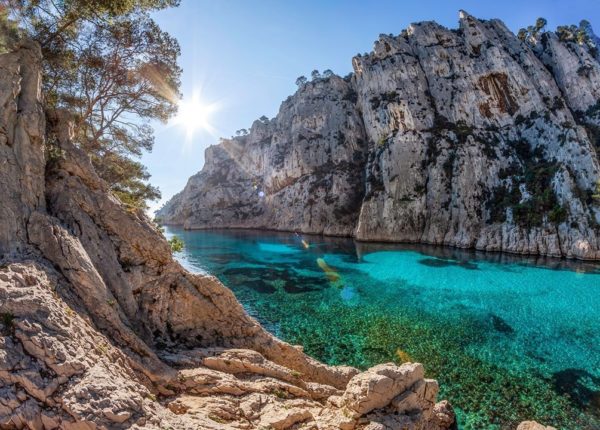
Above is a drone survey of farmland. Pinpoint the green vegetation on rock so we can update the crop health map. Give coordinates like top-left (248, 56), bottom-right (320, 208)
top-left (168, 236), bottom-right (184, 253)
top-left (487, 140), bottom-right (568, 227)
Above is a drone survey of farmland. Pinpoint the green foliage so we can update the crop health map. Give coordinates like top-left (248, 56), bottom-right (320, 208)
top-left (442, 151), bottom-right (456, 178)
top-left (593, 180), bottom-right (600, 201)
top-left (1, 312), bottom-right (15, 335)
top-left (295, 75), bottom-right (307, 87)
top-left (548, 204), bottom-right (568, 223)
top-left (95, 152), bottom-right (160, 209)
top-left (7, 0), bottom-right (181, 208)
top-left (377, 135), bottom-right (387, 147)
top-left (208, 415), bottom-right (227, 424)
top-left (369, 96), bottom-right (380, 110)
top-left (45, 144), bottom-right (66, 162)
top-left (342, 88), bottom-right (358, 103)
top-left (487, 141), bottom-right (568, 227)
top-left (168, 236), bottom-right (184, 253)
top-left (556, 20), bottom-right (599, 57)
top-left (535, 17), bottom-right (547, 33)
top-left (453, 120), bottom-right (474, 144)
top-left (0, 5), bottom-right (21, 53)
top-left (271, 388), bottom-right (289, 399)
top-left (517, 17), bottom-right (547, 42)
top-left (487, 182), bottom-right (521, 223)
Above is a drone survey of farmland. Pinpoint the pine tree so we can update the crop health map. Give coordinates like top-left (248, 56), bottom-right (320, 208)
top-left (7, 0), bottom-right (182, 208)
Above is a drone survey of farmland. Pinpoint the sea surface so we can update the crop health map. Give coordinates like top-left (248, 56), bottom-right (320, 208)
top-left (164, 226), bottom-right (600, 430)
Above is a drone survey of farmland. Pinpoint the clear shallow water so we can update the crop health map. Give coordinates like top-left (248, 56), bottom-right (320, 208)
top-left (165, 227), bottom-right (600, 430)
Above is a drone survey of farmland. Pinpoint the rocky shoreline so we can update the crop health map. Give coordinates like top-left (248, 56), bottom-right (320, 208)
top-left (0, 40), bottom-right (455, 430)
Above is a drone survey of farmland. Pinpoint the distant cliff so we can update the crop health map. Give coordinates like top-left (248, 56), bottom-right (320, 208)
top-left (158, 11), bottom-right (600, 259)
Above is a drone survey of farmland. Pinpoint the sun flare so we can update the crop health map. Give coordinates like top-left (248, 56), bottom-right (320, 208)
top-left (174, 93), bottom-right (217, 138)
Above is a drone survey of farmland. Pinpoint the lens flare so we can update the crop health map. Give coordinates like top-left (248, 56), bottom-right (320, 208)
top-left (173, 91), bottom-right (218, 139)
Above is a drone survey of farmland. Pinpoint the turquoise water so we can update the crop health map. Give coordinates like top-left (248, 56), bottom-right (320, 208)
top-left (165, 227), bottom-right (600, 430)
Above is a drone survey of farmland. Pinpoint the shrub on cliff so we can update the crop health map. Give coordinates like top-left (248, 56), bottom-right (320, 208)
top-left (295, 75), bottom-right (308, 87)
top-left (0, 6), bottom-right (21, 53)
top-left (168, 236), bottom-right (184, 253)
top-left (517, 17), bottom-right (547, 41)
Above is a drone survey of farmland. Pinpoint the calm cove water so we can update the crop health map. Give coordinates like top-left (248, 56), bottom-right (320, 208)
top-left (165, 227), bottom-right (600, 430)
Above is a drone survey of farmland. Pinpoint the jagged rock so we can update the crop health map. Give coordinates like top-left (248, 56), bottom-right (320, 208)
top-left (159, 12), bottom-right (600, 260)
top-left (0, 41), bottom-right (454, 429)
top-left (0, 40), bottom-right (45, 258)
top-left (431, 400), bottom-right (455, 428)
top-left (343, 363), bottom-right (425, 415)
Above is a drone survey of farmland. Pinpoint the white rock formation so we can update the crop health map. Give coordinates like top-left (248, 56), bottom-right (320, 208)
top-left (159, 12), bottom-right (600, 259)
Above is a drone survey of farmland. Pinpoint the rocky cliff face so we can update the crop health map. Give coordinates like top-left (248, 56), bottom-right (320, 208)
top-left (0, 42), bottom-right (454, 429)
top-left (159, 11), bottom-right (600, 260)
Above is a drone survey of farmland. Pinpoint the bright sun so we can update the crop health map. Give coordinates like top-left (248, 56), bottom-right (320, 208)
top-left (174, 94), bottom-right (216, 138)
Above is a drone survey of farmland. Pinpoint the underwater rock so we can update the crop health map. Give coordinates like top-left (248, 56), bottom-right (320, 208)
top-left (517, 421), bottom-right (557, 430)
top-left (490, 314), bottom-right (515, 334)
top-left (418, 258), bottom-right (479, 270)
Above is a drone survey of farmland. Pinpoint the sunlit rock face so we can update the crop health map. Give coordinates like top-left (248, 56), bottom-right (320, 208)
top-left (158, 11), bottom-right (600, 259)
top-left (162, 75), bottom-right (367, 236)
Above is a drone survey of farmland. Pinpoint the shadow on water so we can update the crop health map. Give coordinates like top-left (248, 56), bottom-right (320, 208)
top-left (552, 369), bottom-right (600, 415)
top-left (418, 257), bottom-right (479, 270)
top-left (174, 227), bottom-right (600, 274)
top-left (354, 241), bottom-right (600, 274)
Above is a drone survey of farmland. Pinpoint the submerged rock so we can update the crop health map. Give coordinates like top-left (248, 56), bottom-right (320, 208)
top-left (517, 421), bottom-right (557, 430)
top-left (159, 12), bottom-right (600, 260)
top-left (0, 42), bottom-right (454, 429)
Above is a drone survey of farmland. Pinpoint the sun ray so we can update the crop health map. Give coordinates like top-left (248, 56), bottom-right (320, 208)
top-left (171, 89), bottom-right (220, 143)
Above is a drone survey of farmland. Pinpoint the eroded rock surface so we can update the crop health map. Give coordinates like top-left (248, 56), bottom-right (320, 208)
top-left (0, 42), bottom-right (454, 429)
top-left (159, 12), bottom-right (600, 259)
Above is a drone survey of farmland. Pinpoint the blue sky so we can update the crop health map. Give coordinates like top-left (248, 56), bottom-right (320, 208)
top-left (144, 0), bottom-right (600, 213)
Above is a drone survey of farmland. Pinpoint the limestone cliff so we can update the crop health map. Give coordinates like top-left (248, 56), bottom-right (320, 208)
top-left (158, 12), bottom-right (600, 260)
top-left (0, 42), bottom-right (454, 429)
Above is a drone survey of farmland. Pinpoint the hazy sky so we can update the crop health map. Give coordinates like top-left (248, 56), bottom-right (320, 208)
top-left (143, 0), bottom-right (600, 213)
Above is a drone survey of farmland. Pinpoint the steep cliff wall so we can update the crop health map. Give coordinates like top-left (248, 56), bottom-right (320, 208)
top-left (159, 12), bottom-right (600, 260)
top-left (0, 43), bottom-right (454, 429)
top-left (163, 76), bottom-right (368, 237)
